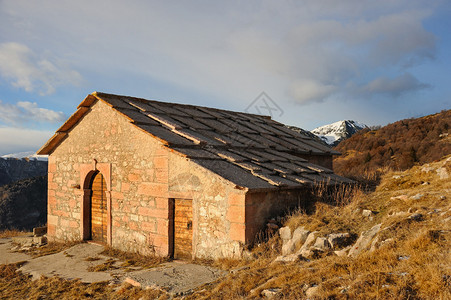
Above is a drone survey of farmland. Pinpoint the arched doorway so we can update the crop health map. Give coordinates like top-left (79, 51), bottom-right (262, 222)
top-left (89, 171), bottom-right (107, 243)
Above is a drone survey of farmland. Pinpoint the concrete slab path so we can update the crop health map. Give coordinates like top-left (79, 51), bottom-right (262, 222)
top-left (18, 243), bottom-right (122, 283)
top-left (125, 261), bottom-right (226, 294)
top-left (0, 238), bottom-right (32, 264)
top-left (0, 239), bottom-right (226, 294)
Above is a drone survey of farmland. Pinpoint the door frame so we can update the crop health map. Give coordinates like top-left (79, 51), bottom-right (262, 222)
top-left (80, 162), bottom-right (112, 245)
top-left (168, 198), bottom-right (193, 259)
top-left (89, 171), bottom-right (108, 243)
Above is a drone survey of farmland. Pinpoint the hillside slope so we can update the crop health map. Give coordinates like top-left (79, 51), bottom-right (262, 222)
top-left (189, 156), bottom-right (451, 299)
top-left (333, 109), bottom-right (451, 181)
top-left (0, 176), bottom-right (47, 230)
top-left (0, 158), bottom-right (47, 186)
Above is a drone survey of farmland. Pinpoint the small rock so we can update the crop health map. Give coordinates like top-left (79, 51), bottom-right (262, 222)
top-left (305, 285), bottom-right (320, 298)
top-left (340, 286), bottom-right (350, 294)
top-left (436, 167), bottom-right (449, 180)
top-left (298, 248), bottom-right (323, 259)
top-left (274, 254), bottom-right (300, 263)
top-left (390, 195), bottom-right (408, 201)
top-left (408, 208), bottom-right (415, 213)
top-left (388, 211), bottom-right (409, 217)
top-left (398, 255), bottom-right (410, 261)
top-left (279, 226), bottom-right (292, 241)
top-left (362, 209), bottom-right (373, 217)
top-left (313, 237), bottom-right (330, 250)
top-left (334, 245), bottom-right (352, 257)
top-left (421, 181), bottom-right (430, 185)
top-left (410, 193), bottom-right (424, 200)
top-left (408, 213), bottom-right (423, 221)
top-left (427, 209), bottom-right (442, 215)
top-left (124, 277), bottom-right (141, 287)
top-left (421, 165), bottom-right (434, 173)
top-left (379, 238), bottom-right (394, 248)
top-left (261, 288), bottom-right (281, 298)
top-left (440, 195), bottom-right (447, 200)
top-left (348, 224), bottom-right (382, 257)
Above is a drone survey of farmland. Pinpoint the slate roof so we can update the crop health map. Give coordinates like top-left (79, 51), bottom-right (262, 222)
top-left (38, 92), bottom-right (352, 190)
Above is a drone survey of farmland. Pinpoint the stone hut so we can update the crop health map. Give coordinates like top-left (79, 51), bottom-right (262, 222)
top-left (38, 92), bottom-right (350, 259)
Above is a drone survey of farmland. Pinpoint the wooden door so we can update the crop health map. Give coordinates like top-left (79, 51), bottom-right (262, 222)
top-left (90, 172), bottom-right (107, 243)
top-left (172, 199), bottom-right (193, 259)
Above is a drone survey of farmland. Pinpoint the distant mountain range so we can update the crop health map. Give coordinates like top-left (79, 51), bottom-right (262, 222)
top-left (0, 157), bottom-right (47, 186)
top-left (1, 151), bottom-right (48, 161)
top-left (311, 120), bottom-right (369, 146)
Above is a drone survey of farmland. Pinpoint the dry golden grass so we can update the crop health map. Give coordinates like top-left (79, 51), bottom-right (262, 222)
top-left (0, 262), bottom-right (169, 300)
top-left (20, 241), bottom-right (82, 258)
top-left (0, 229), bottom-right (30, 238)
top-left (187, 156), bottom-right (451, 299)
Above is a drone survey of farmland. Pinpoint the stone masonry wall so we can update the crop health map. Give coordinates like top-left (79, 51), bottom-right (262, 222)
top-left (245, 189), bottom-right (310, 244)
top-left (47, 99), bottom-right (247, 259)
top-left (168, 153), bottom-right (247, 259)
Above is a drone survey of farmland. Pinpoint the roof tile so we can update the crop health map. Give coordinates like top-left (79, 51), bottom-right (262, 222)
top-left (135, 125), bottom-right (195, 146)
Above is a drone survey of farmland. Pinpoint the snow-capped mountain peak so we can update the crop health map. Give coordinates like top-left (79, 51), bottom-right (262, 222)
top-left (311, 120), bottom-right (368, 146)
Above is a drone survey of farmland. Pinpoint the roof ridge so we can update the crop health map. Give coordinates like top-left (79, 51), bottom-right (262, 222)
top-left (93, 91), bottom-right (272, 120)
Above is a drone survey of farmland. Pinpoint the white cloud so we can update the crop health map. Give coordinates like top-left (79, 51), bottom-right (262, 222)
top-left (0, 42), bottom-right (83, 95)
top-left (290, 80), bottom-right (338, 104)
top-left (0, 1), bottom-right (439, 106)
top-left (0, 100), bottom-right (65, 125)
top-left (362, 73), bottom-right (431, 97)
top-left (0, 127), bottom-right (53, 156)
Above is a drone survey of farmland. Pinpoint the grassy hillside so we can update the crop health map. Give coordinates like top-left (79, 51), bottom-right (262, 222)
top-left (191, 155), bottom-right (451, 299)
top-left (333, 109), bottom-right (450, 182)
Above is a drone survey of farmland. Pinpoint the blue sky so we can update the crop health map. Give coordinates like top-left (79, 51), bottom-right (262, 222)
top-left (0, 0), bottom-right (450, 155)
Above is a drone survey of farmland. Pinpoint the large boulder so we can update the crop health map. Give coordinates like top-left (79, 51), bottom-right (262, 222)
top-left (313, 237), bottom-right (330, 250)
top-left (299, 231), bottom-right (319, 252)
top-left (348, 224), bottom-right (382, 257)
top-left (279, 226), bottom-right (292, 241)
top-left (281, 227), bottom-right (310, 255)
